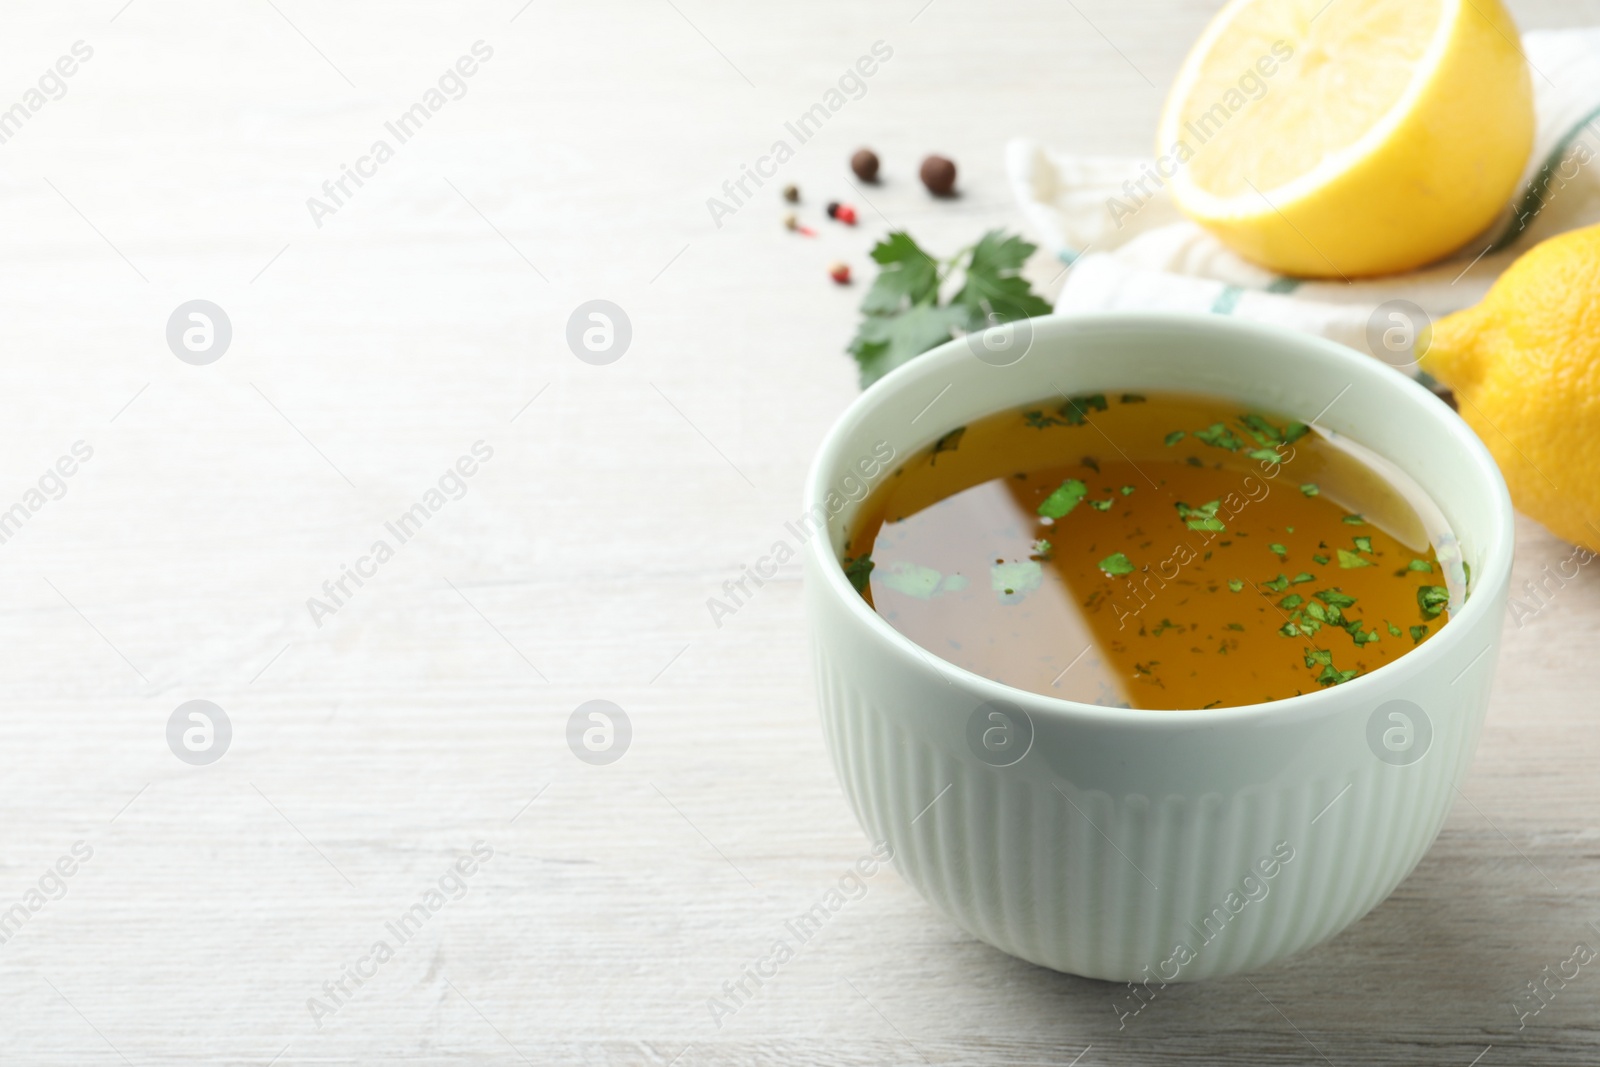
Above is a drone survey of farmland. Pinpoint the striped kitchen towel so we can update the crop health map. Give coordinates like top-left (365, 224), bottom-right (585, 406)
top-left (1006, 28), bottom-right (1600, 366)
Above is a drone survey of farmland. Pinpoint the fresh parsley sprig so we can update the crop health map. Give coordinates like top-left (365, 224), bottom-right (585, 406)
top-left (847, 230), bottom-right (1052, 387)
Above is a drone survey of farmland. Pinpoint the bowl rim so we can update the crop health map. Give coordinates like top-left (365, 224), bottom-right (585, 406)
top-left (804, 310), bottom-right (1515, 727)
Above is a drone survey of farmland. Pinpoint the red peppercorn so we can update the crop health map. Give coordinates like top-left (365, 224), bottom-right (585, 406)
top-left (829, 262), bottom-right (851, 285)
top-left (825, 201), bottom-right (858, 225)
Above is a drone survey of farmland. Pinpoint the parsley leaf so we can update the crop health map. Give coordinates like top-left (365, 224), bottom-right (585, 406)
top-left (1315, 589), bottom-right (1357, 608)
top-left (858, 231), bottom-right (939, 314)
top-left (950, 231), bottom-right (1053, 322)
top-left (849, 302), bottom-right (971, 388)
top-left (1269, 543), bottom-right (1288, 558)
top-left (1408, 559), bottom-right (1432, 572)
top-left (847, 230), bottom-right (1049, 387)
top-left (1194, 423), bottom-right (1246, 451)
top-left (1177, 499), bottom-right (1226, 531)
top-left (930, 426), bottom-right (965, 462)
top-left (1099, 551), bottom-right (1135, 576)
top-left (842, 554), bottom-right (874, 594)
top-left (1025, 396), bottom-right (1109, 429)
top-left (1238, 414), bottom-right (1282, 444)
top-left (1235, 413), bottom-right (1309, 446)
top-left (1353, 536), bottom-right (1373, 554)
top-left (1163, 430), bottom-right (1186, 447)
top-left (880, 561), bottom-right (953, 599)
top-left (1228, 579), bottom-right (1243, 592)
top-left (1417, 585), bottom-right (1449, 619)
top-left (1344, 620), bottom-right (1380, 645)
top-left (1337, 548), bottom-right (1370, 569)
top-left (1038, 478), bottom-right (1088, 518)
top-left (1410, 625), bottom-right (1428, 643)
top-left (1342, 514), bottom-right (1366, 525)
top-left (991, 561), bottom-right (1042, 602)
top-left (1065, 394), bottom-right (1108, 422)
top-left (1300, 483), bottom-right (1319, 497)
top-left (1316, 664), bottom-right (1359, 686)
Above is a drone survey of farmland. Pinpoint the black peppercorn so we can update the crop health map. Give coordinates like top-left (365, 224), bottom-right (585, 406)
top-left (851, 148), bottom-right (880, 182)
top-left (920, 154), bottom-right (957, 196)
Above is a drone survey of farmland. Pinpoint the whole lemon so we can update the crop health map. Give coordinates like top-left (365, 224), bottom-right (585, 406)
top-left (1159, 0), bottom-right (1534, 278)
top-left (1422, 224), bottom-right (1600, 550)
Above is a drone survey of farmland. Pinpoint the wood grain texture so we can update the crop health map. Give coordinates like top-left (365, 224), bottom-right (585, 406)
top-left (0, 1), bottom-right (1597, 1063)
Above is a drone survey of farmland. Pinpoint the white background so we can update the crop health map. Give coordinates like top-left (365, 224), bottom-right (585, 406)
top-left (0, 1), bottom-right (1596, 1064)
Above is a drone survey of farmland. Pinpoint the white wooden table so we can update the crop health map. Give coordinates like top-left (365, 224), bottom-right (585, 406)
top-left (1, 1), bottom-right (1597, 1063)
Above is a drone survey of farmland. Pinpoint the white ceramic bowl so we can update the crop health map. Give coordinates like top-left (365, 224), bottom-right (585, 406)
top-left (804, 312), bottom-right (1513, 982)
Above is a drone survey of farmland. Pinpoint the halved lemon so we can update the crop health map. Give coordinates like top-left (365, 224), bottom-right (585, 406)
top-left (1157, 0), bottom-right (1533, 278)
